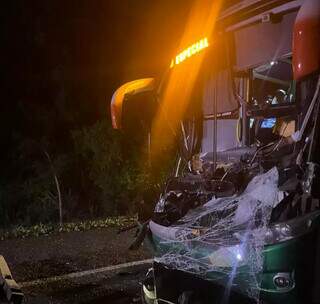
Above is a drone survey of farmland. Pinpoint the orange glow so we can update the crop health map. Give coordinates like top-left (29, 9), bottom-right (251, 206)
top-left (171, 37), bottom-right (209, 68)
top-left (151, 0), bottom-right (223, 160)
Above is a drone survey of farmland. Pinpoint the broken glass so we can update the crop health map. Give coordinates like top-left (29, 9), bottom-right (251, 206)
top-left (150, 167), bottom-right (281, 302)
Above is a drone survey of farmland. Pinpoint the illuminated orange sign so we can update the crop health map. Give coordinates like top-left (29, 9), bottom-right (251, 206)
top-left (170, 37), bottom-right (209, 68)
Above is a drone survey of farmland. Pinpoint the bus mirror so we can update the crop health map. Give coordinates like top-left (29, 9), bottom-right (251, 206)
top-left (110, 78), bottom-right (156, 130)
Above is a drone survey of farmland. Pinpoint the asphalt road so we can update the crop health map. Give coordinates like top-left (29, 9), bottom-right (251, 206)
top-left (1, 228), bottom-right (151, 283)
top-left (22, 262), bottom-right (151, 304)
top-left (0, 228), bottom-right (152, 303)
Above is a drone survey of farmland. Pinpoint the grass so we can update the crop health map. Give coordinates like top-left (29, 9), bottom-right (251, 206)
top-left (0, 216), bottom-right (137, 240)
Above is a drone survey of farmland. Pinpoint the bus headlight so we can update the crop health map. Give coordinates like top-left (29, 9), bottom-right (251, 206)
top-left (264, 210), bottom-right (320, 245)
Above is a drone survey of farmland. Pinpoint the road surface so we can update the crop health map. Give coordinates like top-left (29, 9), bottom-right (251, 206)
top-left (1, 227), bottom-right (152, 303)
top-left (22, 261), bottom-right (152, 304)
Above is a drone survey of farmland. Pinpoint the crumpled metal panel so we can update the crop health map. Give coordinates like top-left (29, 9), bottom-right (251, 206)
top-left (150, 167), bottom-right (280, 302)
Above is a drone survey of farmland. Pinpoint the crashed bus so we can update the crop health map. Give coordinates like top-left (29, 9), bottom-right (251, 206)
top-left (111, 0), bottom-right (320, 303)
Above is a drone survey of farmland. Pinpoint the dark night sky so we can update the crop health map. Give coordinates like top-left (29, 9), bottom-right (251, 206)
top-left (3, 1), bottom-right (193, 107)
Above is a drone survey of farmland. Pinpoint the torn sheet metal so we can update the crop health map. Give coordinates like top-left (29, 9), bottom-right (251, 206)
top-left (150, 167), bottom-right (280, 302)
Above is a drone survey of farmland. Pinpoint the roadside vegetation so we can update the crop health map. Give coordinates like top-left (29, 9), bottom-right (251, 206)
top-left (1, 99), bottom-right (174, 231)
top-left (1, 109), bottom-right (155, 229)
top-left (0, 216), bottom-right (136, 240)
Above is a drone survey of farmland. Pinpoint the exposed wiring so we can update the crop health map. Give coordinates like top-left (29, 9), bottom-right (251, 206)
top-left (157, 298), bottom-right (176, 304)
top-left (179, 117), bottom-right (201, 172)
top-left (249, 141), bottom-right (275, 165)
top-left (175, 157), bottom-right (182, 178)
top-left (249, 120), bottom-right (290, 165)
top-left (262, 122), bottom-right (289, 157)
top-left (180, 121), bottom-right (189, 153)
top-left (220, 167), bottom-right (232, 182)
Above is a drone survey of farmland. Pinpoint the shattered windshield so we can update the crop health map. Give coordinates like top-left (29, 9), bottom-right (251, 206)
top-left (152, 167), bottom-right (281, 301)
